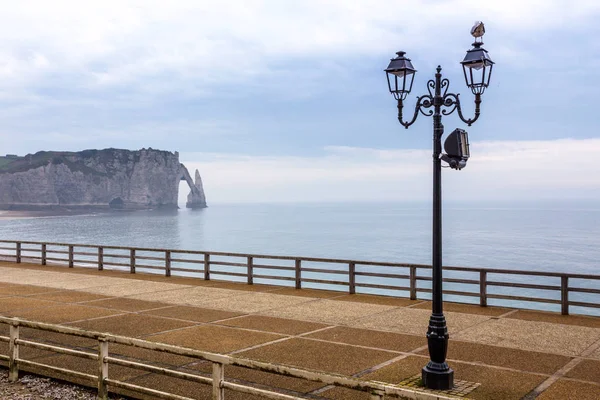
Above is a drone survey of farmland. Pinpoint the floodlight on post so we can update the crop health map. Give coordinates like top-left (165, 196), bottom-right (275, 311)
top-left (383, 23), bottom-right (494, 391)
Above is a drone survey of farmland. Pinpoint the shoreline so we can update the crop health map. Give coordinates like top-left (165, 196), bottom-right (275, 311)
top-left (0, 209), bottom-right (103, 220)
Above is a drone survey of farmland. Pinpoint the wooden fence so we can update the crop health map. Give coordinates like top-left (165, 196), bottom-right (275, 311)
top-left (0, 316), bottom-right (451, 400)
top-left (0, 240), bottom-right (599, 316)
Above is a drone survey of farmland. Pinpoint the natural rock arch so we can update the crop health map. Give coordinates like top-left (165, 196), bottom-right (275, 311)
top-left (179, 164), bottom-right (207, 209)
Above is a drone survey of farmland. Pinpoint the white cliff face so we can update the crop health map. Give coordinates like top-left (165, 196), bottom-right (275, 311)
top-left (0, 148), bottom-right (207, 210)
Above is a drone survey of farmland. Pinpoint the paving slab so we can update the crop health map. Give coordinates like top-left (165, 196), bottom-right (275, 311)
top-left (306, 326), bottom-right (426, 353)
top-left (142, 305), bottom-right (242, 323)
top-left (186, 361), bottom-right (325, 394)
top-left (591, 345), bottom-right (600, 359)
top-left (81, 281), bottom-right (187, 297)
top-left (453, 318), bottom-right (600, 356)
top-left (270, 287), bottom-right (345, 299)
top-left (320, 386), bottom-right (372, 400)
top-left (261, 299), bottom-right (395, 325)
top-left (108, 343), bottom-right (198, 367)
top-left (507, 309), bottom-right (600, 328)
top-left (129, 286), bottom-right (240, 304)
top-left (362, 355), bottom-right (546, 400)
top-left (0, 284), bottom-right (58, 296)
top-left (217, 315), bottom-right (330, 335)
top-left (564, 359), bottom-right (600, 383)
top-left (30, 290), bottom-right (110, 303)
top-left (333, 293), bottom-right (420, 307)
top-left (84, 297), bottom-right (168, 312)
top-left (536, 379), bottom-right (600, 400)
top-left (68, 314), bottom-right (196, 337)
top-left (191, 292), bottom-right (316, 313)
top-left (9, 303), bottom-right (122, 324)
top-left (125, 373), bottom-right (265, 400)
top-left (148, 325), bottom-right (284, 353)
top-left (0, 297), bottom-right (59, 312)
top-left (419, 340), bottom-right (572, 375)
top-left (239, 337), bottom-right (398, 376)
top-left (354, 308), bottom-right (490, 335)
top-left (413, 301), bottom-right (512, 317)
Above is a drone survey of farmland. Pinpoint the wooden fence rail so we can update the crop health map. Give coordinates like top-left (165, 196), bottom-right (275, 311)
top-left (1, 240), bottom-right (599, 316)
top-left (0, 316), bottom-right (450, 400)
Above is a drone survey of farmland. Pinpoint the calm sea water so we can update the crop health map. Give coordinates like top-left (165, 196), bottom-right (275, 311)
top-left (1, 200), bottom-right (599, 314)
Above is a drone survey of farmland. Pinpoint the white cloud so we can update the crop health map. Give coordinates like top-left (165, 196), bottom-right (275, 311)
top-left (1, 0), bottom-right (599, 98)
top-left (179, 138), bottom-right (600, 203)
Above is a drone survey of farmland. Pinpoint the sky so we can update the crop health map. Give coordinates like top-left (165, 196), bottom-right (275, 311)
top-left (1, 0), bottom-right (599, 204)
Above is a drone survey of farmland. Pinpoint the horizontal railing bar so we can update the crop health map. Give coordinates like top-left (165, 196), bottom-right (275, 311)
top-left (253, 274), bottom-right (296, 281)
top-left (300, 278), bottom-right (348, 286)
top-left (210, 261), bottom-right (247, 267)
top-left (44, 257), bottom-right (68, 262)
top-left (0, 335), bottom-right (8, 343)
top-left (487, 294), bottom-right (562, 304)
top-left (170, 258), bottom-right (205, 264)
top-left (170, 267), bottom-right (204, 274)
top-left (415, 288), bottom-right (480, 297)
top-left (568, 301), bottom-right (600, 309)
top-left (46, 250), bottom-right (69, 255)
top-left (98, 261), bottom-right (130, 268)
top-left (0, 246), bottom-right (15, 250)
top-left (0, 354), bottom-right (8, 361)
top-left (105, 379), bottom-right (195, 400)
top-left (222, 381), bottom-right (304, 400)
top-left (17, 339), bottom-right (98, 360)
top-left (355, 272), bottom-right (410, 279)
top-left (73, 251), bottom-right (98, 257)
top-left (132, 264), bottom-right (164, 271)
top-left (253, 264), bottom-right (295, 271)
top-left (301, 268), bottom-right (348, 275)
top-left (18, 359), bottom-right (96, 382)
top-left (101, 253), bottom-right (130, 259)
top-left (133, 255), bottom-right (166, 261)
top-left (568, 287), bottom-right (600, 294)
top-left (210, 271), bottom-right (248, 278)
top-left (355, 283), bottom-right (410, 291)
top-left (487, 281), bottom-right (561, 291)
top-left (106, 356), bottom-right (212, 384)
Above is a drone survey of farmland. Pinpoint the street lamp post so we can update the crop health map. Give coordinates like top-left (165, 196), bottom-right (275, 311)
top-left (384, 24), bottom-right (494, 390)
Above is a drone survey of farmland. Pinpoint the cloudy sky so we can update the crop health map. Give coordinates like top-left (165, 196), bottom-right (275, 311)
top-left (2, 0), bottom-right (599, 203)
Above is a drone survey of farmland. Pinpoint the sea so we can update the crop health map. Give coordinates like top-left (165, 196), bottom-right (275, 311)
top-left (0, 200), bottom-right (599, 315)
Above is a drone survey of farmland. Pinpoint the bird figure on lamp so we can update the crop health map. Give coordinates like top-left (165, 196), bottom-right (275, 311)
top-left (470, 21), bottom-right (485, 41)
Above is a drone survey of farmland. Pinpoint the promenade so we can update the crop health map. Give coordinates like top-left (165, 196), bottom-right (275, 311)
top-left (0, 261), bottom-right (598, 400)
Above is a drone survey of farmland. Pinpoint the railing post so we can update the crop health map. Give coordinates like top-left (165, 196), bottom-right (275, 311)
top-left (295, 259), bottom-right (301, 289)
top-left (8, 323), bottom-right (20, 382)
top-left (480, 271), bottom-right (487, 307)
top-left (15, 242), bottom-right (21, 263)
top-left (247, 256), bottom-right (254, 285)
top-left (98, 247), bottom-right (104, 271)
top-left (165, 250), bottom-right (171, 277)
top-left (130, 249), bottom-right (136, 274)
top-left (212, 362), bottom-right (224, 400)
top-left (98, 338), bottom-right (108, 400)
top-left (204, 254), bottom-right (211, 280)
top-left (41, 244), bottom-right (47, 265)
top-left (68, 245), bottom-right (74, 268)
top-left (409, 266), bottom-right (417, 300)
top-left (561, 276), bottom-right (569, 315)
top-left (349, 262), bottom-right (356, 294)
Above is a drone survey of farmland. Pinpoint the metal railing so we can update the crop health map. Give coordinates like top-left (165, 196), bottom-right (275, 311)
top-left (0, 316), bottom-right (450, 400)
top-left (0, 240), bottom-right (599, 316)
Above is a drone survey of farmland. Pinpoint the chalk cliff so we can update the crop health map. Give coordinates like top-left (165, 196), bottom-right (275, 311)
top-left (0, 148), bottom-right (207, 210)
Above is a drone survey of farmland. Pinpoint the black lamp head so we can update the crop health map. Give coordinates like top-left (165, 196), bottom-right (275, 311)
top-left (385, 51), bottom-right (417, 100)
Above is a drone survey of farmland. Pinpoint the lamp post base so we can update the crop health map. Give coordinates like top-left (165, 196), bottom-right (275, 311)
top-left (422, 364), bottom-right (454, 390)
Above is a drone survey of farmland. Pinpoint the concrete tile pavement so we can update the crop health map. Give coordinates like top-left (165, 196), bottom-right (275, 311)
top-left (0, 262), bottom-right (599, 399)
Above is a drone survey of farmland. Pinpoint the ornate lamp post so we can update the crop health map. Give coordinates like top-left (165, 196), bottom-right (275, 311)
top-left (384, 23), bottom-right (494, 390)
